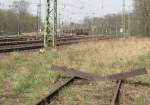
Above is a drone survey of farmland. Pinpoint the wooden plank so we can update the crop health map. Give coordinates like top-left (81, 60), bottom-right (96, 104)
top-left (51, 65), bottom-right (147, 81)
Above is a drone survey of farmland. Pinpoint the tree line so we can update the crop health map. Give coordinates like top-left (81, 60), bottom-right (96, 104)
top-left (65, 0), bottom-right (150, 36)
top-left (0, 0), bottom-right (38, 35)
top-left (133, 0), bottom-right (150, 36)
top-left (0, 0), bottom-right (150, 36)
top-left (64, 13), bottom-right (130, 36)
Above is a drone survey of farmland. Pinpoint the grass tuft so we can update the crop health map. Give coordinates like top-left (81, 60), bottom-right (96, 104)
top-left (14, 77), bottom-right (35, 94)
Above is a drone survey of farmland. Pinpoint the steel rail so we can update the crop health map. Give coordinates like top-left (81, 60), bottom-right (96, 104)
top-left (0, 35), bottom-right (119, 53)
top-left (35, 77), bottom-right (76, 105)
top-left (51, 65), bottom-right (147, 81)
top-left (0, 40), bottom-right (43, 46)
top-left (0, 36), bottom-right (43, 42)
top-left (0, 43), bottom-right (43, 53)
top-left (35, 65), bottom-right (147, 105)
top-left (110, 80), bottom-right (123, 105)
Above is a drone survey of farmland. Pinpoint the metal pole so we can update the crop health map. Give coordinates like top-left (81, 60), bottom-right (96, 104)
top-left (37, 0), bottom-right (41, 36)
top-left (53, 0), bottom-right (57, 47)
top-left (116, 23), bottom-right (118, 36)
top-left (122, 0), bottom-right (126, 36)
top-left (128, 11), bottom-right (131, 36)
top-left (17, 8), bottom-right (20, 36)
top-left (44, 0), bottom-right (49, 48)
top-left (44, 0), bottom-right (57, 48)
top-left (58, 13), bottom-right (61, 37)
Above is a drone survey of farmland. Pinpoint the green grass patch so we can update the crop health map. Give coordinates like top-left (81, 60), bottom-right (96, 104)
top-left (14, 76), bottom-right (35, 94)
top-left (130, 51), bottom-right (150, 68)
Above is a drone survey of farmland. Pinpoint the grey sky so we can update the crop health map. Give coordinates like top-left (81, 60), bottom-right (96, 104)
top-left (0, 0), bottom-right (133, 22)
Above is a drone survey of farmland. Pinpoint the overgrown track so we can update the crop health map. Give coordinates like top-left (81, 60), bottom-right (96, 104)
top-left (0, 35), bottom-right (43, 42)
top-left (36, 78), bottom-right (150, 105)
top-left (35, 77), bottom-right (76, 105)
top-left (0, 35), bottom-right (120, 53)
top-left (57, 35), bottom-right (119, 46)
top-left (35, 66), bottom-right (149, 105)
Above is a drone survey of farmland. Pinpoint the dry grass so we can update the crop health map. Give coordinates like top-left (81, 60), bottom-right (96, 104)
top-left (56, 37), bottom-right (150, 74)
top-left (0, 37), bottom-right (150, 105)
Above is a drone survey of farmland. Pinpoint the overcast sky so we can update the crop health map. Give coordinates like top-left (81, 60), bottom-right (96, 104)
top-left (0, 0), bottom-right (133, 22)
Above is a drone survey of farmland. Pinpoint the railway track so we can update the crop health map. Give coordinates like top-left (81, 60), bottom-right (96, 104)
top-left (36, 77), bottom-right (76, 105)
top-left (0, 35), bottom-right (120, 53)
top-left (35, 65), bottom-right (149, 105)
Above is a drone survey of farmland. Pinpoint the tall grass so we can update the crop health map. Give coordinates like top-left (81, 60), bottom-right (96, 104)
top-left (0, 37), bottom-right (150, 105)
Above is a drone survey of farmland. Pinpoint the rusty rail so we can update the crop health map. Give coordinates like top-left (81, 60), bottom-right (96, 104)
top-left (50, 65), bottom-right (147, 105)
top-left (110, 80), bottom-right (123, 105)
top-left (0, 35), bottom-right (119, 53)
top-left (51, 65), bottom-right (147, 81)
top-left (35, 77), bottom-right (76, 105)
top-left (35, 65), bottom-right (147, 105)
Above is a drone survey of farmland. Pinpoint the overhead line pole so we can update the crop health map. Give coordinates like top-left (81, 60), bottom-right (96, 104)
top-left (17, 8), bottom-right (20, 36)
top-left (37, 0), bottom-right (41, 36)
top-left (44, 0), bottom-right (49, 48)
top-left (53, 0), bottom-right (57, 47)
top-left (44, 0), bottom-right (57, 48)
top-left (122, 0), bottom-right (126, 36)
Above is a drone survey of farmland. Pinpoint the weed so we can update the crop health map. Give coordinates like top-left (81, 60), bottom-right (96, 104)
top-left (14, 76), bottom-right (35, 94)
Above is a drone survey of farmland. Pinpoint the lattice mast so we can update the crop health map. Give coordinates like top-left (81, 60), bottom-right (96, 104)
top-left (44, 0), bottom-right (57, 48)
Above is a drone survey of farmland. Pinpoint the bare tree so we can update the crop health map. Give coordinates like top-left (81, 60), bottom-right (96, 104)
top-left (12, 0), bottom-right (29, 14)
top-left (133, 0), bottom-right (150, 36)
top-left (0, 0), bottom-right (37, 35)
